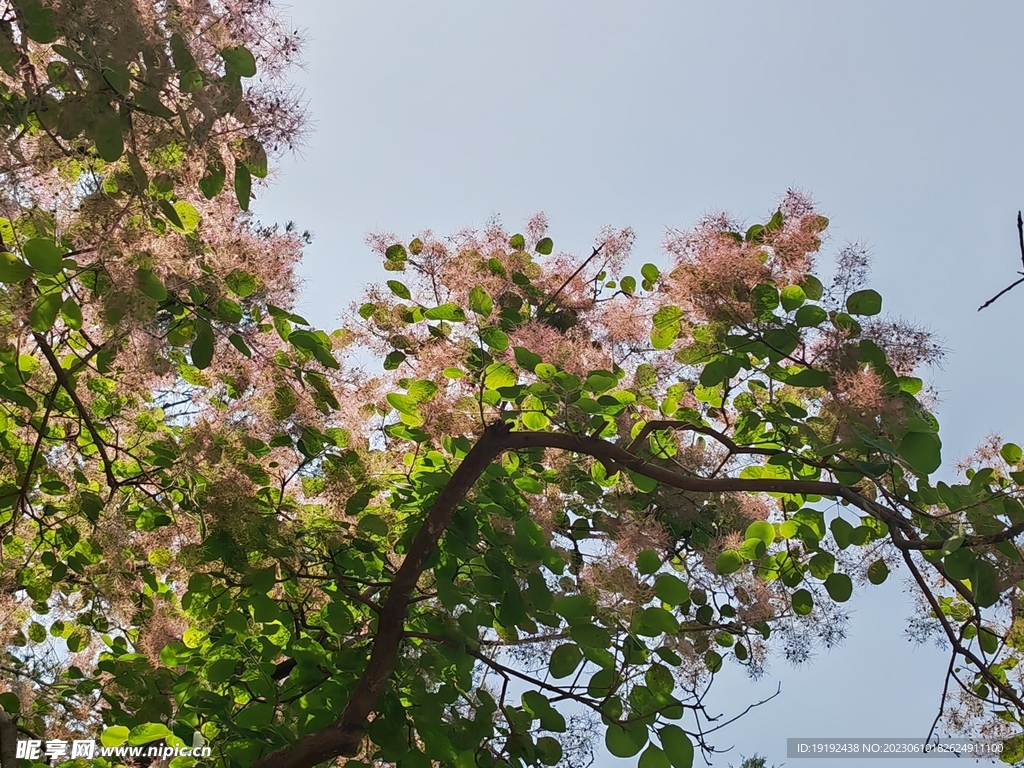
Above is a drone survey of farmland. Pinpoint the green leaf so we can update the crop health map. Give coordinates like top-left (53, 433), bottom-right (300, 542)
top-left (831, 516), bottom-right (854, 549)
top-left (606, 725), bottom-right (646, 758)
top-left (808, 552), bottom-right (835, 580)
top-left (549, 643), bottom-right (584, 678)
top-left (513, 346), bottom-right (542, 371)
top-left (714, 551), bottom-right (744, 575)
top-left (101, 726), bottom-right (130, 748)
top-left (509, 233), bottom-right (526, 250)
top-left (792, 588), bottom-right (814, 615)
top-left (795, 304), bottom-right (827, 327)
top-left (552, 595), bottom-right (595, 621)
top-left (659, 725), bottom-right (694, 768)
top-left (386, 393), bottom-right (420, 416)
top-left (628, 470), bottom-right (658, 494)
top-left (824, 573), bottom-right (853, 602)
top-left (158, 199), bottom-right (185, 230)
top-left (483, 363), bottom-right (515, 390)
top-left (780, 284), bottom-right (806, 311)
top-left (621, 275), bottom-right (637, 294)
top-left (0, 692), bottom-right (20, 714)
top-left (200, 160), bottom-right (226, 199)
top-left (898, 431), bottom-right (942, 475)
top-left (570, 623), bottom-right (611, 648)
top-left (785, 368), bottom-right (830, 388)
top-left (745, 521), bottom-right (775, 546)
top-left (1001, 443), bottom-right (1023, 465)
top-left (217, 298), bottom-right (243, 323)
top-left (238, 137), bottom-right (268, 178)
top-left (536, 237), bottom-right (554, 255)
top-left (750, 283), bottom-right (779, 315)
top-left (973, 559), bottom-right (1000, 608)
top-left (18, 0), bottom-right (58, 42)
top-left (136, 269), bottom-right (168, 302)
top-left (60, 299), bottom-right (82, 330)
top-left (651, 306), bottom-right (682, 350)
top-left (846, 289), bottom-right (883, 316)
top-left (0, 252), bottom-right (33, 283)
top-left (469, 285), bottom-right (492, 316)
top-left (800, 274), bottom-right (824, 300)
top-left (536, 737), bottom-right (562, 766)
top-left (387, 280), bottom-right (411, 300)
top-left (173, 201), bottom-right (200, 233)
top-left (191, 320), bottom-right (215, 369)
top-left (898, 376), bottom-right (923, 395)
top-left (221, 46), bottom-right (257, 77)
top-left (128, 722), bottom-right (172, 746)
top-left (103, 65), bottom-right (131, 96)
top-left (480, 327), bottom-right (509, 351)
top-left (535, 363), bottom-right (557, 380)
top-left (636, 550), bottom-right (661, 575)
top-left (22, 239), bottom-right (64, 274)
top-left (639, 745), bottom-right (670, 768)
top-left (225, 269), bottom-right (256, 297)
top-left (653, 574), bottom-right (690, 605)
top-left (424, 303), bottom-right (466, 321)
top-left (867, 559), bottom-right (889, 585)
top-left (234, 161), bottom-right (252, 211)
top-left (979, 627), bottom-right (1000, 655)
top-left (30, 293), bottom-right (63, 331)
top-left (641, 263), bottom-right (660, 283)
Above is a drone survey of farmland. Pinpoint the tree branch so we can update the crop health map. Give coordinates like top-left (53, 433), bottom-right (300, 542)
top-left (0, 710), bottom-right (16, 768)
top-left (978, 211), bottom-right (1024, 310)
top-left (251, 424), bottom-right (913, 768)
top-left (32, 332), bottom-right (118, 489)
top-left (249, 421), bottom-right (512, 768)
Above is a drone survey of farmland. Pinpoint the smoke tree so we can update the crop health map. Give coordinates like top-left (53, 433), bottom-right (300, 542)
top-left (2, 2), bottom-right (1024, 768)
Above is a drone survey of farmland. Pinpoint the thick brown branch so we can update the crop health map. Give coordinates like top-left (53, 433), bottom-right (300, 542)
top-left (627, 419), bottom-right (778, 457)
top-left (894, 520), bottom-right (1024, 551)
top-left (0, 710), bottom-right (15, 768)
top-left (249, 421), bottom-right (511, 768)
top-left (897, 534), bottom-right (1024, 712)
top-left (253, 425), bottom-right (911, 768)
top-left (504, 430), bottom-right (913, 533)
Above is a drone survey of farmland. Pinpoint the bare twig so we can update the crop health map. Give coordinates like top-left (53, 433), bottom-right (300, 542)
top-left (978, 211), bottom-right (1024, 310)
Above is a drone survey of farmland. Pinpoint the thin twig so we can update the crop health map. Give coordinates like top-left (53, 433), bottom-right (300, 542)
top-left (537, 242), bottom-right (605, 316)
top-left (978, 211), bottom-right (1024, 310)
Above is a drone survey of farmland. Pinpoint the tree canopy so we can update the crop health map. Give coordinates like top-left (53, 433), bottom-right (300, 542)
top-left (1, 2), bottom-right (1024, 768)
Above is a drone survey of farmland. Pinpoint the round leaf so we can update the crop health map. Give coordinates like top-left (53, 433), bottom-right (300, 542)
top-left (898, 431), bottom-right (942, 475)
top-left (745, 521), bottom-right (775, 546)
top-left (780, 284), bottom-right (806, 311)
top-left (636, 549), bottom-right (661, 575)
top-left (1001, 443), bottom-right (1023, 465)
top-left (639, 745), bottom-right (670, 768)
top-left (867, 559), bottom-right (889, 585)
top-left (653, 574), bottom-right (690, 606)
top-left (221, 46), bottom-right (257, 77)
top-left (846, 289), bottom-right (882, 316)
top-left (715, 550), bottom-right (744, 575)
top-left (824, 573), bottom-right (853, 602)
top-left (659, 725), bottom-right (694, 768)
top-left (549, 643), bottom-right (583, 678)
top-left (23, 239), bottom-right (64, 274)
top-left (791, 588), bottom-right (813, 615)
top-left (606, 724), bottom-right (646, 758)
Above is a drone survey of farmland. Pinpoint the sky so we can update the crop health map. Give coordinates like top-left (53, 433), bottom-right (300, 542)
top-left (256, 2), bottom-right (1024, 765)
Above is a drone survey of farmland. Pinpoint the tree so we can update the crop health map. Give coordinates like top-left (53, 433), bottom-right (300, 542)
top-left (2, 5), bottom-right (1024, 768)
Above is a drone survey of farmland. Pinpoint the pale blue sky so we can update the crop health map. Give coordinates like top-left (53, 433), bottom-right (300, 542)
top-left (257, 3), bottom-right (1024, 765)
